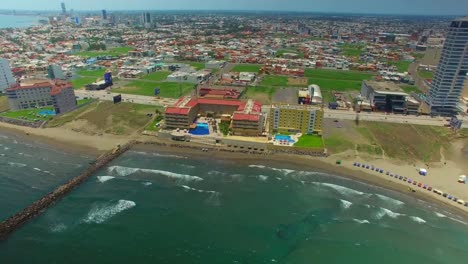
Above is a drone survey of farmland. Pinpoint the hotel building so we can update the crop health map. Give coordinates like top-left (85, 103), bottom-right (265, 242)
top-left (269, 104), bottom-right (323, 135)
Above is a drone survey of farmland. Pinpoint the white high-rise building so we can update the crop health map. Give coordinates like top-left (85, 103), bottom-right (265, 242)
top-left (426, 17), bottom-right (468, 116)
top-left (0, 58), bottom-right (16, 93)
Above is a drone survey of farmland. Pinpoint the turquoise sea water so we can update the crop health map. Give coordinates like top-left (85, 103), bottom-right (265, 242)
top-left (0, 133), bottom-right (468, 263)
top-left (0, 14), bottom-right (42, 28)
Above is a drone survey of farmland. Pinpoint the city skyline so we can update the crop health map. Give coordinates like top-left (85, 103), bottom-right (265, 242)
top-left (1, 0), bottom-right (467, 16)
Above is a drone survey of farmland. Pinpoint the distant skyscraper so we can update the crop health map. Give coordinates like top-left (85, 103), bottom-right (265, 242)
top-left (143, 12), bottom-right (151, 24)
top-left (102, 9), bottom-right (107, 20)
top-left (426, 17), bottom-right (468, 116)
top-left (0, 58), bottom-right (16, 93)
top-left (61, 2), bottom-right (66, 15)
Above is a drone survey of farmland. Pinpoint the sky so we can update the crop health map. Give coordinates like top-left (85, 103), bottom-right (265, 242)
top-left (1, 0), bottom-right (468, 15)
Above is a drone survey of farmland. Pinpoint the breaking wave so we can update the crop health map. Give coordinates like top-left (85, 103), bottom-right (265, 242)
top-left (409, 216), bottom-right (426, 224)
top-left (314, 182), bottom-right (365, 196)
top-left (97, 176), bottom-right (115, 183)
top-left (340, 199), bottom-right (353, 209)
top-left (374, 194), bottom-right (405, 207)
top-left (50, 223), bottom-right (67, 233)
top-left (258, 175), bottom-right (269, 181)
top-left (181, 185), bottom-right (219, 195)
top-left (353, 219), bottom-right (370, 224)
top-left (248, 165), bottom-right (295, 175)
top-left (107, 166), bottom-right (203, 181)
top-left (83, 200), bottom-right (136, 224)
top-left (7, 162), bottom-right (27, 168)
top-left (207, 170), bottom-right (227, 176)
top-left (435, 212), bottom-right (447, 218)
top-left (130, 151), bottom-right (187, 159)
top-left (374, 207), bottom-right (405, 219)
top-left (142, 182), bottom-right (152, 186)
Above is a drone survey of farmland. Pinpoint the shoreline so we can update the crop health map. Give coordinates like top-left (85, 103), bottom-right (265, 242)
top-left (133, 143), bottom-right (468, 220)
top-left (1, 122), bottom-right (467, 220)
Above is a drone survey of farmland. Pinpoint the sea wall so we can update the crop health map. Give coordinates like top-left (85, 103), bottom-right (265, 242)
top-left (0, 140), bottom-right (137, 240)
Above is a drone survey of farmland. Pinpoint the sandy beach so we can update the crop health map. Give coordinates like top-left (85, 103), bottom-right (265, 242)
top-left (2, 121), bottom-right (468, 219)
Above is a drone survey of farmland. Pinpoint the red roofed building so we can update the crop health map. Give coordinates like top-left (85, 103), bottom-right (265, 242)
top-left (165, 97), bottom-right (264, 136)
top-left (6, 80), bottom-right (77, 114)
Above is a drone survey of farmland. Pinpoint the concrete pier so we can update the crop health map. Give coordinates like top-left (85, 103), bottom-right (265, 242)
top-left (0, 141), bottom-right (137, 240)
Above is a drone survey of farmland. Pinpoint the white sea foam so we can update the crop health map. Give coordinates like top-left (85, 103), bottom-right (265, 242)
top-left (257, 175), bottom-right (269, 181)
top-left (314, 182), bottom-right (365, 196)
top-left (248, 165), bottom-right (295, 175)
top-left (340, 199), bottom-right (353, 209)
top-left (181, 185), bottom-right (218, 194)
top-left (97, 176), bottom-right (116, 183)
top-left (207, 170), bottom-right (227, 176)
top-left (3, 147), bottom-right (9, 150)
top-left (374, 194), bottom-right (405, 207)
top-left (107, 166), bottom-right (203, 181)
top-left (33, 168), bottom-right (41, 172)
top-left (180, 164), bottom-right (196, 169)
top-left (142, 182), bottom-right (152, 186)
top-left (435, 212), bottom-right (447, 218)
top-left (447, 217), bottom-right (468, 226)
top-left (374, 207), bottom-right (405, 219)
top-left (130, 151), bottom-right (187, 159)
top-left (353, 219), bottom-right (370, 224)
top-left (7, 162), bottom-right (27, 168)
top-left (50, 223), bottom-right (67, 233)
top-left (83, 200), bottom-right (136, 224)
top-left (0, 154), bottom-right (4, 157)
top-left (13, 140), bottom-right (18, 144)
top-left (409, 216), bottom-right (426, 224)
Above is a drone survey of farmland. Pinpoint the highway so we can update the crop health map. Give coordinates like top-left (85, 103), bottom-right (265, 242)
top-left (75, 90), bottom-right (467, 128)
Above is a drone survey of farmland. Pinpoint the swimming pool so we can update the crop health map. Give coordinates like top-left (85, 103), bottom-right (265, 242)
top-left (189, 122), bottom-right (210, 135)
top-left (274, 135), bottom-right (295, 143)
top-left (38, 110), bottom-right (56, 116)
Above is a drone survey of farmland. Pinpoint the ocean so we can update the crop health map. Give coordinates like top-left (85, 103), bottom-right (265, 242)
top-left (0, 134), bottom-right (467, 263)
top-left (0, 14), bottom-right (42, 29)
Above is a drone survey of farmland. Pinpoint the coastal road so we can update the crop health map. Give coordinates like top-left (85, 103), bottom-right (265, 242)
top-left (74, 90), bottom-right (178, 107)
top-left (324, 109), bottom-right (468, 128)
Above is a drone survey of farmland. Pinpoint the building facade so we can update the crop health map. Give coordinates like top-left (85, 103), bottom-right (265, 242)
top-left (47, 64), bottom-right (65, 80)
top-left (269, 104), bottom-right (323, 135)
top-left (426, 17), bottom-right (468, 116)
top-left (0, 58), bottom-right (16, 93)
top-left (6, 80), bottom-right (77, 114)
top-left (361, 81), bottom-right (410, 113)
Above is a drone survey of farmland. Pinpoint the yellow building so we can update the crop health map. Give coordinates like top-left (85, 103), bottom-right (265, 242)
top-left (269, 104), bottom-right (323, 135)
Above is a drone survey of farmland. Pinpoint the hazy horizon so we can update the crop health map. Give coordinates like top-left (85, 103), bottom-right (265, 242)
top-left (1, 0), bottom-right (467, 16)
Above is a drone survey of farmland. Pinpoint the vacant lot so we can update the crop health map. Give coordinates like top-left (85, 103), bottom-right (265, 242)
top-left (418, 70), bottom-right (434, 79)
top-left (389, 60), bottom-right (412, 73)
top-left (47, 101), bottom-right (159, 135)
top-left (305, 69), bottom-right (374, 102)
top-left (142, 71), bottom-right (171, 81)
top-left (323, 119), bottom-right (453, 162)
top-left (113, 81), bottom-right (194, 98)
top-left (421, 48), bottom-right (442, 66)
top-left (261, 75), bottom-right (289, 86)
top-left (273, 88), bottom-right (299, 104)
top-left (75, 46), bottom-right (133, 58)
top-left (340, 43), bottom-right (365, 57)
top-left (243, 86), bottom-right (278, 104)
top-left (231, 64), bottom-right (262, 73)
top-left (76, 69), bottom-right (106, 77)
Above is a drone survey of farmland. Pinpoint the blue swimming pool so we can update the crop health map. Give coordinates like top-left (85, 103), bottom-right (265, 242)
top-left (189, 122), bottom-right (210, 135)
top-left (274, 135), bottom-right (295, 142)
top-left (38, 110), bottom-right (56, 116)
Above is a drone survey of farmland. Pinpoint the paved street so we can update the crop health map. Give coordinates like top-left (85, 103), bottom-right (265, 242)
top-left (74, 90), bottom-right (178, 107)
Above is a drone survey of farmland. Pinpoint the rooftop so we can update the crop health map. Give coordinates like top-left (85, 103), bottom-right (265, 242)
top-left (364, 80), bottom-right (408, 95)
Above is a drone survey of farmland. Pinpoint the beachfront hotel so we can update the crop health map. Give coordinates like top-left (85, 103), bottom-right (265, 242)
top-left (269, 104), bottom-right (323, 135)
top-left (6, 80), bottom-right (77, 114)
top-left (164, 97), bottom-right (264, 136)
top-left (426, 17), bottom-right (468, 116)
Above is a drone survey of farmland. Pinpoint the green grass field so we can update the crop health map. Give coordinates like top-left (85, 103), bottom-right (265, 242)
top-left (0, 107), bottom-right (54, 122)
top-left (77, 98), bottom-right (93, 105)
top-left (142, 71), bottom-right (171, 81)
top-left (294, 135), bottom-right (324, 148)
top-left (401, 85), bottom-right (422, 94)
top-left (260, 75), bottom-right (289, 86)
top-left (113, 81), bottom-right (194, 98)
top-left (75, 46), bottom-right (133, 58)
top-left (324, 134), bottom-right (354, 154)
top-left (76, 69), bottom-right (106, 77)
top-left (243, 86), bottom-right (278, 104)
top-left (305, 69), bottom-right (374, 102)
top-left (188, 62), bottom-right (205, 70)
top-left (418, 70), bottom-right (434, 79)
top-left (389, 60), bottom-right (412, 73)
top-left (231, 64), bottom-right (262, 73)
top-left (340, 43), bottom-right (365, 57)
top-left (71, 77), bottom-right (99, 89)
top-left (276, 49), bottom-right (304, 58)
